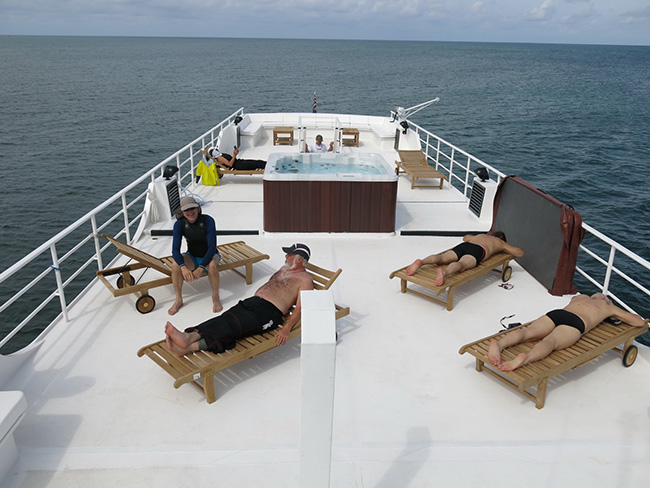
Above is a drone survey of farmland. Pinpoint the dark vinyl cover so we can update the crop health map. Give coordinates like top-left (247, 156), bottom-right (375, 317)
top-left (490, 176), bottom-right (584, 296)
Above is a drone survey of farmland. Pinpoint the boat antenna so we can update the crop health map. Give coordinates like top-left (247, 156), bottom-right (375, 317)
top-left (313, 92), bottom-right (317, 113)
top-left (393, 97), bottom-right (440, 121)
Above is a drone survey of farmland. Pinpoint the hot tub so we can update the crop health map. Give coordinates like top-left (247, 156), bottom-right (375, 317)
top-left (263, 153), bottom-right (398, 232)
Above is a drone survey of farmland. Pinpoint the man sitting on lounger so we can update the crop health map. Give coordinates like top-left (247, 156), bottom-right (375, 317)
top-left (405, 232), bottom-right (524, 286)
top-left (165, 243), bottom-right (314, 355)
top-left (488, 293), bottom-right (647, 371)
top-left (169, 196), bottom-right (222, 315)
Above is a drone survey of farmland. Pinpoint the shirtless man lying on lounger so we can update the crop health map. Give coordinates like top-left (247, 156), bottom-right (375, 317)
top-left (488, 293), bottom-right (647, 371)
top-left (165, 243), bottom-right (314, 355)
top-left (405, 232), bottom-right (524, 286)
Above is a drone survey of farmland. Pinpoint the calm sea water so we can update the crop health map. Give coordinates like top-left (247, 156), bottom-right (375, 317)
top-left (1, 37), bottom-right (649, 345)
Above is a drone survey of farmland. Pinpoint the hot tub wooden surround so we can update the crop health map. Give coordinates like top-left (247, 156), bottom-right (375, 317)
top-left (263, 180), bottom-right (397, 232)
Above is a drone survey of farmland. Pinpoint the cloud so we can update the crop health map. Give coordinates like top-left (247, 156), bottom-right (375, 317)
top-left (526, 0), bottom-right (555, 21)
top-left (620, 5), bottom-right (650, 24)
top-left (0, 0), bottom-right (649, 45)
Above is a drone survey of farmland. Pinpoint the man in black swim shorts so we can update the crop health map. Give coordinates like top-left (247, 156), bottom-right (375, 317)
top-left (405, 232), bottom-right (524, 286)
top-left (164, 243), bottom-right (315, 355)
top-left (488, 293), bottom-right (647, 371)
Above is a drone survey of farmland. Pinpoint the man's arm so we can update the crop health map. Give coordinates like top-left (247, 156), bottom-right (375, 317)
top-left (214, 148), bottom-right (237, 167)
top-left (609, 304), bottom-right (647, 327)
top-left (276, 278), bottom-right (314, 346)
top-left (199, 216), bottom-right (218, 269)
top-left (171, 220), bottom-right (185, 266)
top-left (502, 242), bottom-right (524, 257)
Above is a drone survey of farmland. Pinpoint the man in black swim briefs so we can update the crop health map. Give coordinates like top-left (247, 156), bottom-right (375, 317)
top-left (545, 309), bottom-right (586, 335)
top-left (488, 293), bottom-right (647, 371)
top-left (164, 243), bottom-right (315, 355)
top-left (405, 232), bottom-right (524, 286)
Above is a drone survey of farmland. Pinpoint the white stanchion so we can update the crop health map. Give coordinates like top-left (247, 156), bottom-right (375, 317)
top-left (299, 290), bottom-right (336, 488)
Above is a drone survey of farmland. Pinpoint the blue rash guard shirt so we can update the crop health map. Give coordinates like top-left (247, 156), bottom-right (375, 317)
top-left (171, 214), bottom-right (218, 269)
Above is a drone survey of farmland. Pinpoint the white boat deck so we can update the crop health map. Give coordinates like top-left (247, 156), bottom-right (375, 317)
top-left (3, 125), bottom-right (650, 487)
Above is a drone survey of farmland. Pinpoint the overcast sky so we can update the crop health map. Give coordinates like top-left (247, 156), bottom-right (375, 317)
top-left (1, 0), bottom-right (649, 45)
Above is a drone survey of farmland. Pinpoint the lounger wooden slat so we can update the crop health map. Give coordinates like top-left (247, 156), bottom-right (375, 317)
top-left (395, 150), bottom-right (447, 189)
top-left (137, 262), bottom-right (350, 404)
top-left (200, 148), bottom-right (265, 177)
top-left (459, 320), bottom-right (649, 409)
top-left (97, 234), bottom-right (269, 313)
top-left (389, 251), bottom-right (514, 311)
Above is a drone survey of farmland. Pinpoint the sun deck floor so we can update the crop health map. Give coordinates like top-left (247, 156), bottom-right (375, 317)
top-left (6, 230), bottom-right (650, 488)
top-left (4, 133), bottom-right (650, 487)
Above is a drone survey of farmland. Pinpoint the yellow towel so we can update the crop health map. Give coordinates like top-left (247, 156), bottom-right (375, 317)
top-left (196, 160), bottom-right (220, 186)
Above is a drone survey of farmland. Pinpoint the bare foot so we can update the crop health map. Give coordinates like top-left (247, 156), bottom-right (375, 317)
top-left (168, 299), bottom-right (183, 315)
top-left (166, 339), bottom-right (190, 356)
top-left (488, 340), bottom-right (502, 366)
top-left (435, 267), bottom-right (446, 286)
top-left (499, 353), bottom-right (527, 371)
top-left (164, 321), bottom-right (190, 349)
top-left (213, 296), bottom-right (223, 313)
top-left (406, 259), bottom-right (422, 276)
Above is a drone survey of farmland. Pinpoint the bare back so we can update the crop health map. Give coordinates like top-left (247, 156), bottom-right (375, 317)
top-left (255, 266), bottom-right (314, 314)
top-left (564, 294), bottom-right (645, 333)
top-left (465, 234), bottom-right (524, 260)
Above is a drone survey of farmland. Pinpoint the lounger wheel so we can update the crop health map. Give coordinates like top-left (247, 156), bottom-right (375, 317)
top-left (502, 266), bottom-right (512, 282)
top-left (116, 275), bottom-right (136, 289)
top-left (622, 345), bottom-right (638, 367)
top-left (136, 295), bottom-right (156, 314)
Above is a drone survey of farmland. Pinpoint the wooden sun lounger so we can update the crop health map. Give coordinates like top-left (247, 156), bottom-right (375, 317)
top-left (459, 320), bottom-right (649, 409)
top-left (137, 261), bottom-right (349, 404)
top-left (200, 147), bottom-right (265, 176)
top-left (389, 251), bottom-right (513, 311)
top-left (96, 234), bottom-right (269, 313)
top-left (395, 150), bottom-right (447, 189)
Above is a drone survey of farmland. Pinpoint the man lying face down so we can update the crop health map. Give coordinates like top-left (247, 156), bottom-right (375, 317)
top-left (488, 293), bottom-right (647, 371)
top-left (405, 232), bottom-right (525, 286)
top-left (165, 243), bottom-right (314, 355)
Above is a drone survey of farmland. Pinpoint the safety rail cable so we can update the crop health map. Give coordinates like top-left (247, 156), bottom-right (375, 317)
top-left (0, 108), bottom-right (243, 349)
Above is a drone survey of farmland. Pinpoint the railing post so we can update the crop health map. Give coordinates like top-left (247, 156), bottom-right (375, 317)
top-left (603, 246), bottom-right (616, 294)
top-left (49, 244), bottom-right (68, 322)
top-left (190, 146), bottom-right (196, 184)
top-left (121, 194), bottom-right (131, 244)
top-left (91, 215), bottom-right (103, 271)
top-left (299, 289), bottom-right (336, 488)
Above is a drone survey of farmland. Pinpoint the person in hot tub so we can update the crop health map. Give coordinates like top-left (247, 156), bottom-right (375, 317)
top-left (207, 145), bottom-right (266, 170)
top-left (306, 134), bottom-right (334, 153)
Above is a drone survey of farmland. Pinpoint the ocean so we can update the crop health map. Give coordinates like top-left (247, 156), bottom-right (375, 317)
top-left (1, 36), bottom-right (649, 346)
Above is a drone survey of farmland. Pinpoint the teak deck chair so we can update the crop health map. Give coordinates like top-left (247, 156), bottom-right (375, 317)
top-left (395, 150), bottom-right (447, 189)
top-left (459, 319), bottom-right (649, 409)
top-left (200, 147), bottom-right (265, 177)
top-left (137, 261), bottom-right (349, 404)
top-left (389, 251), bottom-right (514, 311)
top-left (96, 234), bottom-right (269, 313)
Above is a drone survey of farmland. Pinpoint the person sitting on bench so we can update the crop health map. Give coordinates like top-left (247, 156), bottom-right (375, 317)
top-left (169, 196), bottom-right (221, 315)
top-left (488, 293), bottom-right (647, 371)
top-left (165, 243), bottom-right (314, 354)
top-left (405, 232), bottom-right (524, 286)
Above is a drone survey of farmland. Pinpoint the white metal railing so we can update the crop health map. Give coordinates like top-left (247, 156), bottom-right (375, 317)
top-left (0, 108), bottom-right (243, 351)
top-left (409, 121), bottom-right (507, 198)
top-left (2, 108), bottom-right (648, 351)
top-left (410, 120), bottom-right (650, 318)
top-left (576, 223), bottom-right (650, 315)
